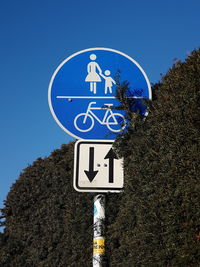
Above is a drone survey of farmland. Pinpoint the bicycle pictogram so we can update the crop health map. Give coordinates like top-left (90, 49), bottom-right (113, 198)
top-left (74, 102), bottom-right (126, 133)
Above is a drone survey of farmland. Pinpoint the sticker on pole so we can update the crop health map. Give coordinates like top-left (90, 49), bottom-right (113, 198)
top-left (93, 238), bottom-right (105, 255)
top-left (73, 140), bottom-right (124, 193)
top-left (48, 47), bottom-right (151, 140)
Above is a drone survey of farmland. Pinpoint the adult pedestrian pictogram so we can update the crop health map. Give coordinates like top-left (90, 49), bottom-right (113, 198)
top-left (48, 47), bottom-right (152, 140)
top-left (85, 54), bottom-right (102, 94)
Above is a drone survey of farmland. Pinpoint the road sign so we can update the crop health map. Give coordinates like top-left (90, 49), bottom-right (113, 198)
top-left (48, 47), bottom-right (151, 140)
top-left (73, 140), bottom-right (124, 192)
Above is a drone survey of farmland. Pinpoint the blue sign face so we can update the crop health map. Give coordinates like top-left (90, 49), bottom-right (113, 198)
top-left (48, 48), bottom-right (151, 140)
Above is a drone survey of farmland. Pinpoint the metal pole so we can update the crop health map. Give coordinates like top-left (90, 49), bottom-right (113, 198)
top-left (93, 194), bottom-right (106, 267)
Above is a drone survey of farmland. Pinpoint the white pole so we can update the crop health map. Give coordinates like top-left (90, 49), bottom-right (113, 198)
top-left (93, 194), bottom-right (106, 267)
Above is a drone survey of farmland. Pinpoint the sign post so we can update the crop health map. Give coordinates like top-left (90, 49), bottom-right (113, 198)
top-left (48, 47), bottom-right (151, 266)
top-left (74, 139), bottom-right (123, 266)
top-left (93, 195), bottom-right (106, 267)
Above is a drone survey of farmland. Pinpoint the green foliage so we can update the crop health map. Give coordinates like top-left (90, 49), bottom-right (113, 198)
top-left (111, 49), bottom-right (200, 266)
top-left (1, 49), bottom-right (200, 266)
top-left (0, 143), bottom-right (93, 266)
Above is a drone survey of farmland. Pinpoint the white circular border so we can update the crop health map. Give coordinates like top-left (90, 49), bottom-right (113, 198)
top-left (48, 47), bottom-right (152, 139)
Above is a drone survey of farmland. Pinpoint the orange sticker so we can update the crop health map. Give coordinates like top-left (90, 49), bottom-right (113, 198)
top-left (93, 238), bottom-right (105, 254)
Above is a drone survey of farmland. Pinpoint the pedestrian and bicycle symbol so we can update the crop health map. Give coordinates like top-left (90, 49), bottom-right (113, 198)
top-left (48, 47), bottom-right (152, 140)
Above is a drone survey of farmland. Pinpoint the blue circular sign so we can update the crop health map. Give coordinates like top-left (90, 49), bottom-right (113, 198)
top-left (48, 48), bottom-right (151, 140)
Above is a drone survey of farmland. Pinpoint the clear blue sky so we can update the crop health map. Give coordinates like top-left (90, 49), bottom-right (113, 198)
top-left (0, 0), bottom-right (199, 216)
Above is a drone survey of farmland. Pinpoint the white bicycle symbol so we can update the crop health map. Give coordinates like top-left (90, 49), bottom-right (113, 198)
top-left (74, 102), bottom-right (126, 133)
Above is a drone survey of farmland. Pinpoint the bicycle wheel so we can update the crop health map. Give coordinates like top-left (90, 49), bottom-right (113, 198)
top-left (74, 113), bottom-right (94, 132)
top-left (106, 113), bottom-right (126, 133)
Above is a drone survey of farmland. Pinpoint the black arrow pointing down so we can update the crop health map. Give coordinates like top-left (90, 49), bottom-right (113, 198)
top-left (84, 147), bottom-right (98, 182)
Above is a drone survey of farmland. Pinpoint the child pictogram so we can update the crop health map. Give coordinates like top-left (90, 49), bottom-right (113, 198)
top-left (100, 70), bottom-right (116, 94)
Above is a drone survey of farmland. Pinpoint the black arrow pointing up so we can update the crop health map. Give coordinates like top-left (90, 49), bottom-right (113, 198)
top-left (84, 147), bottom-right (98, 182)
top-left (104, 148), bottom-right (118, 183)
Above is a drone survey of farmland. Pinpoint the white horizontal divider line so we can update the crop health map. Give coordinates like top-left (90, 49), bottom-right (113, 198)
top-left (56, 96), bottom-right (144, 99)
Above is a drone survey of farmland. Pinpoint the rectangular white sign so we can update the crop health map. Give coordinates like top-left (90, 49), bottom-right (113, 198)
top-left (73, 140), bottom-right (124, 192)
